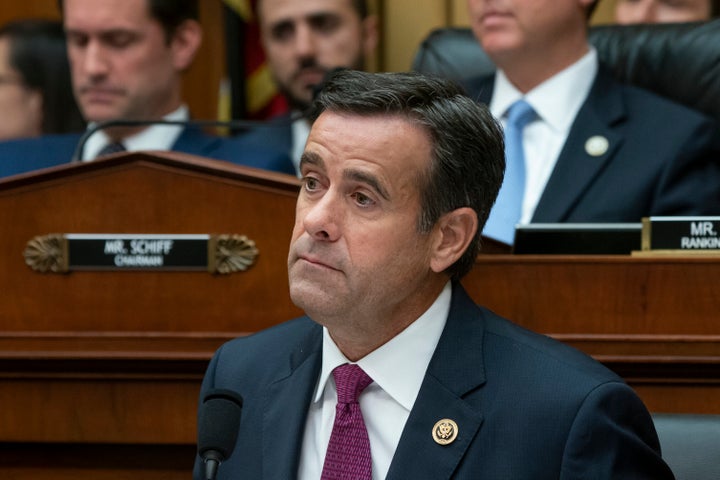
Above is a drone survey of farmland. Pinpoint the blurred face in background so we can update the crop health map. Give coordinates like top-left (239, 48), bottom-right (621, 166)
top-left (466, 0), bottom-right (592, 66)
top-left (615, 0), bottom-right (712, 24)
top-left (258, 0), bottom-right (378, 111)
top-left (0, 36), bottom-right (42, 140)
top-left (63, 0), bottom-right (200, 123)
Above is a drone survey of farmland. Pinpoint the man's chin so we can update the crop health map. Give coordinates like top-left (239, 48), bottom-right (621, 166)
top-left (79, 100), bottom-right (129, 123)
top-left (83, 110), bottom-right (126, 124)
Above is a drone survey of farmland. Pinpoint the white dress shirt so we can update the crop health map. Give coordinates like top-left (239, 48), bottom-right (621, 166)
top-left (297, 282), bottom-right (452, 480)
top-left (82, 105), bottom-right (189, 161)
top-left (490, 48), bottom-right (598, 223)
top-left (291, 115), bottom-right (311, 177)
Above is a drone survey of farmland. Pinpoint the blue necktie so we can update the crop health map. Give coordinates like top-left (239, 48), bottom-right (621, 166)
top-left (483, 99), bottom-right (536, 245)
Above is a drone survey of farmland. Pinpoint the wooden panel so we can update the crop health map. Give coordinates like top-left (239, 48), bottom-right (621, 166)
top-left (0, 443), bottom-right (195, 480)
top-left (0, 376), bottom-right (199, 444)
top-left (0, 153), bottom-right (303, 333)
top-left (0, 152), bottom-right (300, 479)
top-left (0, 1), bottom-right (60, 24)
top-left (464, 255), bottom-right (720, 335)
top-left (383, 0), bottom-right (448, 71)
top-left (463, 254), bottom-right (720, 414)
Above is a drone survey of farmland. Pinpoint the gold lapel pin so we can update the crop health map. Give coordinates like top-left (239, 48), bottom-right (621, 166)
top-left (585, 135), bottom-right (609, 157)
top-left (432, 418), bottom-right (458, 445)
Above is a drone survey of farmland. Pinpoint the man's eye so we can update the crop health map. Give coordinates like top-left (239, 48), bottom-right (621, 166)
top-left (303, 177), bottom-right (319, 191)
top-left (106, 33), bottom-right (135, 48)
top-left (67, 33), bottom-right (89, 48)
top-left (352, 192), bottom-right (374, 206)
top-left (310, 15), bottom-right (340, 34)
top-left (270, 23), bottom-right (294, 42)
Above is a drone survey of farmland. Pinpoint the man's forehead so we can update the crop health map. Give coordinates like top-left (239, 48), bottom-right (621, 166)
top-left (63, 0), bottom-right (153, 29)
top-left (259, 0), bottom-right (357, 23)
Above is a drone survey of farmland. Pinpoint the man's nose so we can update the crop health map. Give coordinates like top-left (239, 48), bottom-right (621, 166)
top-left (294, 24), bottom-right (318, 59)
top-left (302, 192), bottom-right (341, 241)
top-left (82, 41), bottom-right (110, 78)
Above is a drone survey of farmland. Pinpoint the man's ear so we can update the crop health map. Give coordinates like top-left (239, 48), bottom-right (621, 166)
top-left (170, 19), bottom-right (203, 72)
top-left (429, 207), bottom-right (478, 273)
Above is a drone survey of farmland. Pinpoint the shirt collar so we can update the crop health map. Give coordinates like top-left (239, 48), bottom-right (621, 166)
top-left (314, 282), bottom-right (452, 412)
top-left (490, 47), bottom-right (598, 132)
top-left (291, 114), bottom-right (311, 177)
top-left (83, 105), bottom-right (189, 161)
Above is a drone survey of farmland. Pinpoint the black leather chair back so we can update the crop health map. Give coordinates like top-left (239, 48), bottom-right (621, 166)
top-left (412, 21), bottom-right (720, 123)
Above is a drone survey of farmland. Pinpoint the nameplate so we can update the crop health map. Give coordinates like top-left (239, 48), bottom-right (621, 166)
top-left (641, 217), bottom-right (720, 251)
top-left (24, 233), bottom-right (259, 274)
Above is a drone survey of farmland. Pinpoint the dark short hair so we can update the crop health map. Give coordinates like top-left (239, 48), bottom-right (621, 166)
top-left (257, 0), bottom-right (370, 19)
top-left (712, 0), bottom-right (720, 17)
top-left (309, 70), bottom-right (505, 280)
top-left (58, 0), bottom-right (199, 42)
top-left (0, 19), bottom-right (85, 134)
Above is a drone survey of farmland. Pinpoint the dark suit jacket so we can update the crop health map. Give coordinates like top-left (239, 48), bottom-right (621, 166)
top-left (462, 67), bottom-right (720, 222)
top-left (194, 284), bottom-right (673, 479)
top-left (230, 113), bottom-right (297, 175)
top-left (0, 127), bottom-right (294, 178)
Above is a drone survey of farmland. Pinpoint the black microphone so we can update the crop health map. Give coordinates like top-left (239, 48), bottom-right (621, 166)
top-left (197, 388), bottom-right (244, 480)
top-left (70, 113), bottom-right (308, 163)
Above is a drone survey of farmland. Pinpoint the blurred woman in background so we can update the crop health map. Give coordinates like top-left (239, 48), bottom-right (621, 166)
top-left (0, 19), bottom-right (84, 140)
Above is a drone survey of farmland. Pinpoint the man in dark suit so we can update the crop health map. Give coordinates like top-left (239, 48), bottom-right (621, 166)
top-left (194, 70), bottom-right (673, 479)
top-left (0, 0), bottom-right (292, 179)
top-left (462, 0), bottom-right (720, 245)
top-left (233, 0), bottom-right (379, 176)
top-left (0, 129), bottom-right (295, 178)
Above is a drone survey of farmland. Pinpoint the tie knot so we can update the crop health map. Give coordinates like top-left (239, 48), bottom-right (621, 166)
top-left (333, 364), bottom-right (373, 404)
top-left (506, 99), bottom-right (536, 129)
top-left (97, 141), bottom-right (126, 158)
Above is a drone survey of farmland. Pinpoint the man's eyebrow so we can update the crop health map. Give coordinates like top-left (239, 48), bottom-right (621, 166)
top-left (300, 151), bottom-right (324, 171)
top-left (65, 28), bottom-right (139, 38)
top-left (344, 169), bottom-right (390, 201)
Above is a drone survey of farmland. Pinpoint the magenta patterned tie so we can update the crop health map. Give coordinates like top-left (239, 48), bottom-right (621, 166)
top-left (321, 363), bottom-right (374, 480)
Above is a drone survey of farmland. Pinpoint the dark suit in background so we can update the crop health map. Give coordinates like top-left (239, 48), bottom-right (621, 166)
top-left (194, 284), bottom-right (672, 479)
top-left (463, 67), bottom-right (720, 222)
top-left (230, 113), bottom-right (297, 175)
top-left (0, 128), bottom-right (294, 179)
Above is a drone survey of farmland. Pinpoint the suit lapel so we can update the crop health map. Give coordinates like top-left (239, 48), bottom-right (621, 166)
top-left (532, 68), bottom-right (626, 222)
top-left (262, 321), bottom-right (323, 478)
top-left (387, 285), bottom-right (486, 480)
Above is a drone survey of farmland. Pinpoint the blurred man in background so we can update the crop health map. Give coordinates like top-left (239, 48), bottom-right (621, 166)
top-left (615, 0), bottom-right (719, 24)
top-left (235, 0), bottom-right (379, 176)
top-left (462, 0), bottom-right (720, 245)
top-left (0, 0), bottom-right (290, 178)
